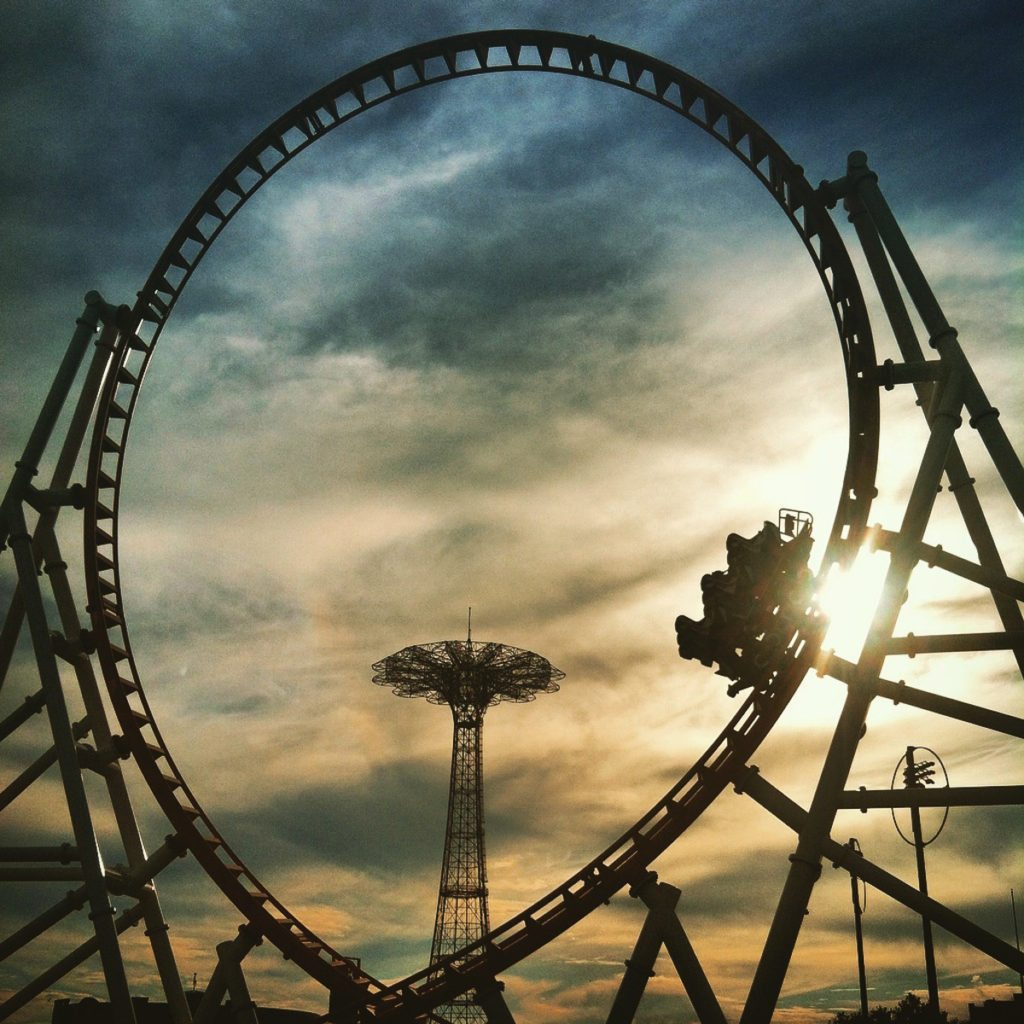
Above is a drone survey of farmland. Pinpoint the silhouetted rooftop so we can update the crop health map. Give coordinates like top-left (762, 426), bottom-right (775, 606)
top-left (50, 992), bottom-right (319, 1023)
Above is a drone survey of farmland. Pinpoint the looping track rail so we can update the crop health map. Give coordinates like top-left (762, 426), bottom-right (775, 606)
top-left (80, 29), bottom-right (879, 1019)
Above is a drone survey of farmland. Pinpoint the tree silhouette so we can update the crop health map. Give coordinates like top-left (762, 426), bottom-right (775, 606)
top-left (829, 992), bottom-right (961, 1024)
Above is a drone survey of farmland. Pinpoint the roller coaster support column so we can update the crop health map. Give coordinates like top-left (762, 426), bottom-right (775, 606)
top-left (36, 516), bottom-right (191, 1023)
top-left (0, 292), bottom-right (114, 552)
top-left (741, 349), bottom-right (966, 1021)
top-left (1, 296), bottom-right (130, 1019)
top-left (5, 500), bottom-right (137, 1024)
top-left (475, 978), bottom-right (517, 1024)
top-left (192, 924), bottom-right (262, 1024)
top-left (0, 293), bottom-right (119, 695)
top-left (843, 152), bottom-right (1024, 515)
top-left (839, 156), bottom-right (1024, 676)
top-left (0, 292), bottom-right (191, 1021)
top-left (607, 874), bottom-right (725, 1024)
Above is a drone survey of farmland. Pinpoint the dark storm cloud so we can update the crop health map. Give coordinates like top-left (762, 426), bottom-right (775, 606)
top-left (868, 891), bottom-right (1023, 955)
top-left (160, 73), bottom-right (708, 377)
top-left (0, 3), bottom-right (476, 392)
top-left (677, 0), bottom-right (1023, 214)
top-left (663, 850), bottom-right (795, 921)
top-left (925, 804), bottom-right (1024, 868)
top-left (125, 567), bottom-right (304, 641)
top-left (216, 758), bottom-right (448, 874)
top-left (292, 176), bottom-right (670, 371)
top-left (4, 0), bottom-right (1019, 318)
top-left (326, 512), bottom-right (704, 649)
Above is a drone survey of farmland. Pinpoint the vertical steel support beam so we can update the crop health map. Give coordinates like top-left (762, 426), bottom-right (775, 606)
top-left (741, 364), bottom-right (966, 1022)
top-left (0, 296), bottom-right (186, 1019)
top-left (1012, 889), bottom-right (1024, 996)
top-left (848, 152), bottom-right (1024, 515)
top-left (844, 180), bottom-right (1024, 674)
top-left (6, 504), bottom-right (136, 1023)
top-left (740, 684), bottom-right (873, 1022)
top-left (475, 979), bottom-right (517, 1024)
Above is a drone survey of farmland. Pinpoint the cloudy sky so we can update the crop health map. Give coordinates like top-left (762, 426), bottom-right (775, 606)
top-left (2, 2), bottom-right (1022, 1021)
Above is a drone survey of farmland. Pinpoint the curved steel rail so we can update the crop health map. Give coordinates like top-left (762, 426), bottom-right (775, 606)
top-left (81, 29), bottom-right (880, 1018)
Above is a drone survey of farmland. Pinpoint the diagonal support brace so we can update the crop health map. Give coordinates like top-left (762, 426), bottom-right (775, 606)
top-left (192, 923), bottom-right (262, 1024)
top-left (606, 873), bottom-right (726, 1024)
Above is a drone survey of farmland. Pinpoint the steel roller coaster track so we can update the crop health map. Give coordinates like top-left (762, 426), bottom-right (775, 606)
top-left (3, 27), bottom-right (1022, 1024)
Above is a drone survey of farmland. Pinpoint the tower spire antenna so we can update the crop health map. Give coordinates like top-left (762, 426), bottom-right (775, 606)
top-left (467, 607), bottom-right (472, 643)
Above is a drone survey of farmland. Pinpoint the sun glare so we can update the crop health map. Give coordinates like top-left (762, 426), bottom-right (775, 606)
top-left (819, 549), bottom-right (890, 661)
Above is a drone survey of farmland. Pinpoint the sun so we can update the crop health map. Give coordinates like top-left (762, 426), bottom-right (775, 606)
top-left (818, 547), bottom-right (890, 662)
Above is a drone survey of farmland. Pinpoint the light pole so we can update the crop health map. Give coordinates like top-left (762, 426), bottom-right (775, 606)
top-left (1013, 888), bottom-right (1024, 996)
top-left (846, 838), bottom-right (869, 1017)
top-left (892, 746), bottom-right (949, 1014)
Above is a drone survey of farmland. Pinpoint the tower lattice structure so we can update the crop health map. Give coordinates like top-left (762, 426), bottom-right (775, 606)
top-left (372, 636), bottom-right (563, 1023)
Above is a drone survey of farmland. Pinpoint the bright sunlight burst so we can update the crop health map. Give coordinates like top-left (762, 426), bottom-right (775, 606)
top-left (819, 548), bottom-right (890, 661)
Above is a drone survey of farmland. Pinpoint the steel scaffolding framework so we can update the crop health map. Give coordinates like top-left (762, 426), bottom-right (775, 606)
top-left (372, 640), bottom-right (563, 1022)
top-left (0, 27), bottom-right (1022, 1024)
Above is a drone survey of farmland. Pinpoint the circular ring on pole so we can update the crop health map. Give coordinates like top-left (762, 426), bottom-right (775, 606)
top-left (890, 745), bottom-right (950, 847)
top-left (81, 29), bottom-right (880, 1017)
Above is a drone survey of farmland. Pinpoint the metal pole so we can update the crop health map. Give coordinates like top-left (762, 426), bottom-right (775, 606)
top-left (1013, 889), bottom-right (1024, 995)
top-left (0, 715), bottom-right (91, 812)
top-left (657, 909), bottom-right (726, 1024)
top-left (840, 785), bottom-right (1024, 809)
top-left (636, 878), bottom-right (724, 1024)
top-left (606, 876), bottom-right (726, 1024)
top-left (826, 654), bottom-right (1024, 739)
top-left (738, 769), bottom-right (1024, 973)
top-left (0, 689), bottom-right (47, 742)
top-left (905, 749), bottom-right (940, 1010)
top-left (605, 910), bottom-right (661, 1024)
top-left (846, 840), bottom-right (869, 1016)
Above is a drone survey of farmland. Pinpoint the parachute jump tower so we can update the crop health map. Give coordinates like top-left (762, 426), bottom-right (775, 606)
top-left (371, 628), bottom-right (564, 1023)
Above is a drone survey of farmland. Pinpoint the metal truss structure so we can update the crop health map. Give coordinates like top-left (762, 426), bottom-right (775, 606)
top-left (372, 639), bottom-right (563, 1023)
top-left (1, 27), bottom-right (1022, 1024)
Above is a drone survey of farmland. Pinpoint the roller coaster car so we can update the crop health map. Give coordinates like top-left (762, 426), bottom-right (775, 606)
top-left (675, 518), bottom-right (815, 696)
